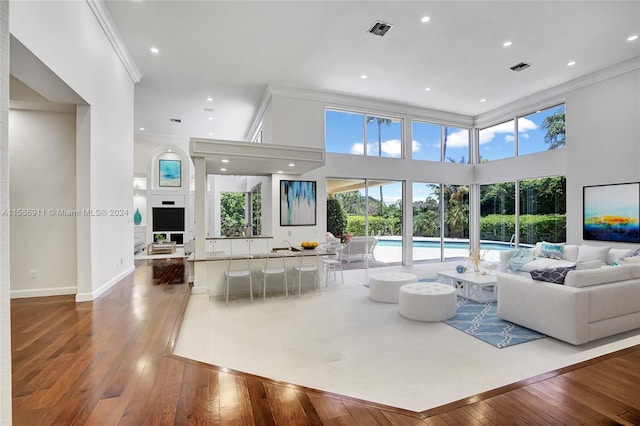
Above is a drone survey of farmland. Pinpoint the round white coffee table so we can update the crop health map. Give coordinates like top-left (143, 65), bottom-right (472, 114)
top-left (399, 283), bottom-right (457, 321)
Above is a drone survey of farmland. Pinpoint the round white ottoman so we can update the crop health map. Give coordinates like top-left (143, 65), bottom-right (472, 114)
top-left (399, 283), bottom-right (457, 321)
top-left (369, 272), bottom-right (418, 303)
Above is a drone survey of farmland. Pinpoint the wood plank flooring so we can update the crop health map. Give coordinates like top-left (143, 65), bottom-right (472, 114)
top-left (11, 259), bottom-right (640, 425)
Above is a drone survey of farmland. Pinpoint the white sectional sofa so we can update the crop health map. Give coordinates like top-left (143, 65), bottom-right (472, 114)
top-left (496, 242), bottom-right (640, 345)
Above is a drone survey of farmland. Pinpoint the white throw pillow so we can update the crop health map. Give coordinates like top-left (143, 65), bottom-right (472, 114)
top-left (576, 245), bottom-right (611, 263)
top-left (575, 260), bottom-right (602, 270)
top-left (607, 248), bottom-right (633, 265)
top-left (561, 245), bottom-right (580, 262)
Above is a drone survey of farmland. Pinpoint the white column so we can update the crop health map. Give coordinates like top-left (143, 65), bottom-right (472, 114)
top-left (194, 157), bottom-right (207, 259)
top-left (0, 1), bottom-right (13, 422)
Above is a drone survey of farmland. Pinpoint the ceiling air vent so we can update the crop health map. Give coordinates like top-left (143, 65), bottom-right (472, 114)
top-left (169, 118), bottom-right (182, 123)
top-left (368, 21), bottom-right (394, 37)
top-left (510, 62), bottom-right (532, 72)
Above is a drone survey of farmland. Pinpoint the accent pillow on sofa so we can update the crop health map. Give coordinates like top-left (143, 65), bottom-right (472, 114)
top-left (530, 266), bottom-right (576, 284)
top-left (607, 248), bottom-right (633, 265)
top-left (540, 242), bottom-right (564, 260)
top-left (561, 244), bottom-right (580, 262)
top-left (576, 244), bottom-right (610, 264)
top-left (575, 260), bottom-right (602, 270)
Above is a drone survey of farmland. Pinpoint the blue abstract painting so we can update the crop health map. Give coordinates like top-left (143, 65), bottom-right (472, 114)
top-left (280, 180), bottom-right (316, 226)
top-left (159, 159), bottom-right (181, 187)
top-left (584, 182), bottom-right (640, 242)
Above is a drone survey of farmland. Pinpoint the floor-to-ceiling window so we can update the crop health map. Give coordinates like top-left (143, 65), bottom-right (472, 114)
top-left (412, 182), bottom-right (441, 262)
top-left (479, 177), bottom-right (566, 260)
top-left (442, 184), bottom-right (470, 260)
top-left (519, 176), bottom-right (566, 244)
top-left (328, 178), bottom-right (403, 268)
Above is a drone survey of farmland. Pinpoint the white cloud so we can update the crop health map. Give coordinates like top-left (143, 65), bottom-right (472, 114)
top-left (412, 140), bottom-right (422, 152)
top-left (350, 142), bottom-right (365, 154)
top-left (518, 117), bottom-right (537, 133)
top-left (381, 139), bottom-right (402, 156)
top-left (479, 117), bottom-right (538, 145)
top-left (444, 129), bottom-right (469, 148)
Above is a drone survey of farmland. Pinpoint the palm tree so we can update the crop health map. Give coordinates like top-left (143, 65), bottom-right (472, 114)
top-left (366, 116), bottom-right (392, 215)
top-left (541, 110), bottom-right (565, 149)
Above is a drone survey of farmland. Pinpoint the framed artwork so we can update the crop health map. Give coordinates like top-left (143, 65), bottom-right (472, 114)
top-left (280, 180), bottom-right (316, 226)
top-left (583, 182), bottom-right (640, 243)
top-left (159, 159), bottom-right (181, 187)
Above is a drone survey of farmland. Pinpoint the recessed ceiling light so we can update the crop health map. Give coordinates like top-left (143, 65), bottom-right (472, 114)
top-left (139, 127), bottom-right (144, 131)
top-left (288, 163), bottom-right (295, 167)
top-left (167, 149), bottom-right (172, 153)
top-left (220, 168), bottom-right (227, 172)
top-left (420, 16), bottom-right (430, 23)
top-left (208, 117), bottom-right (213, 121)
top-left (424, 87), bottom-right (431, 92)
top-left (567, 61), bottom-right (576, 66)
top-left (209, 132), bottom-right (213, 136)
top-left (503, 41), bottom-right (512, 47)
top-left (277, 170), bottom-right (283, 174)
top-left (222, 159), bottom-right (229, 163)
top-left (480, 98), bottom-right (487, 103)
top-left (150, 46), bottom-right (159, 54)
top-left (361, 74), bottom-right (368, 79)
top-left (627, 35), bottom-right (639, 41)
top-left (207, 96), bottom-right (213, 102)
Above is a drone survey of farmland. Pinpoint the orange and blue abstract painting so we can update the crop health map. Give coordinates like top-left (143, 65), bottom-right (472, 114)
top-left (584, 182), bottom-right (640, 243)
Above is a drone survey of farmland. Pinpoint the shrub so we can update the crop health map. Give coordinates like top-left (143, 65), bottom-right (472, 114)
top-left (326, 199), bottom-right (347, 237)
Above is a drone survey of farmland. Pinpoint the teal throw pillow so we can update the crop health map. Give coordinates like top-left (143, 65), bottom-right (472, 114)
top-left (540, 242), bottom-right (564, 260)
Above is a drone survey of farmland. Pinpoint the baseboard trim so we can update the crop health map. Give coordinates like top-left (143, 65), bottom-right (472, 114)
top-left (75, 266), bottom-right (135, 302)
top-left (10, 286), bottom-right (77, 299)
top-left (191, 285), bottom-right (209, 295)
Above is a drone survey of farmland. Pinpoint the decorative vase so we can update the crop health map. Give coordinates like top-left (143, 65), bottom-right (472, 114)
top-left (134, 208), bottom-right (142, 225)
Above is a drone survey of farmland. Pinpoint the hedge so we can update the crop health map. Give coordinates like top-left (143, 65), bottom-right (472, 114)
top-left (480, 214), bottom-right (566, 244)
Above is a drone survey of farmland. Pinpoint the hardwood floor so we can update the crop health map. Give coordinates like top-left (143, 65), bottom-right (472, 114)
top-left (11, 259), bottom-right (640, 425)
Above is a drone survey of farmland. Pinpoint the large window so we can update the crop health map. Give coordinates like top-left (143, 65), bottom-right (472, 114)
top-left (480, 181), bottom-right (516, 244)
top-left (519, 177), bottom-right (566, 244)
top-left (479, 120), bottom-right (515, 162)
top-left (412, 182), bottom-right (441, 262)
top-left (330, 178), bottom-right (402, 268)
top-left (518, 104), bottom-right (566, 155)
top-left (412, 122), bottom-right (470, 163)
top-left (479, 103), bottom-right (565, 162)
top-left (480, 176), bottom-right (566, 247)
top-left (325, 109), bottom-right (403, 157)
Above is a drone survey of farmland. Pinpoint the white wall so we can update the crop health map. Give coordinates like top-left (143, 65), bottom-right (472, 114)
top-left (565, 69), bottom-right (640, 247)
top-left (9, 109), bottom-right (78, 297)
top-left (9, 1), bottom-right (136, 301)
top-left (0, 1), bottom-right (10, 422)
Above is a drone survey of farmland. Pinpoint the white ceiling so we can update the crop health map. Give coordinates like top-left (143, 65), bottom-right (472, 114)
top-left (104, 1), bottom-right (640, 142)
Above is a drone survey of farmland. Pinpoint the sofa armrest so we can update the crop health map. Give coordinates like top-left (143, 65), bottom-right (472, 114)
top-left (497, 273), bottom-right (590, 345)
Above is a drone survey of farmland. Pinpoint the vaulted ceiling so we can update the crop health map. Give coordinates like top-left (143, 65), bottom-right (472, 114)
top-left (104, 1), bottom-right (640, 141)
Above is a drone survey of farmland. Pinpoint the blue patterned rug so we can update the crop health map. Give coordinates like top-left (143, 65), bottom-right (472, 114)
top-left (444, 297), bottom-right (545, 348)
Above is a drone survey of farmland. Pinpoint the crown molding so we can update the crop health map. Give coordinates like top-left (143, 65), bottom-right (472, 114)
top-left (475, 55), bottom-right (640, 128)
top-left (86, 0), bottom-right (141, 83)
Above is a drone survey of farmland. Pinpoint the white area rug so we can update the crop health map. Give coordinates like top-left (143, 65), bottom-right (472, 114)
top-left (174, 267), bottom-right (640, 412)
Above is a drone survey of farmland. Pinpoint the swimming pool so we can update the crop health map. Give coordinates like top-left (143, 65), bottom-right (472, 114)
top-left (377, 239), bottom-right (519, 251)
